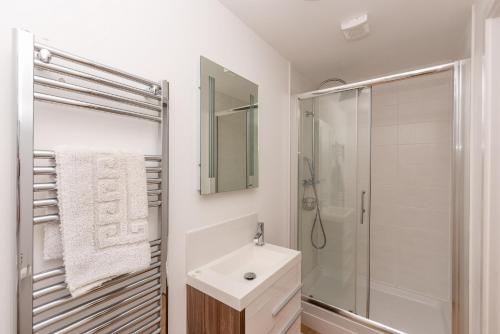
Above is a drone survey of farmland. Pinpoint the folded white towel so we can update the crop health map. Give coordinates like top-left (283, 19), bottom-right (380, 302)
top-left (43, 222), bottom-right (63, 260)
top-left (52, 148), bottom-right (151, 296)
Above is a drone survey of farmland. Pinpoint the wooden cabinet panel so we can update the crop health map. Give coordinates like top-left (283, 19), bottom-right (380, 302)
top-left (219, 300), bottom-right (245, 333)
top-left (187, 285), bottom-right (206, 333)
top-left (204, 292), bottom-right (220, 334)
top-left (187, 285), bottom-right (245, 334)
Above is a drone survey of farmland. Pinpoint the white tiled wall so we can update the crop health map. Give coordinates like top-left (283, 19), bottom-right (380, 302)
top-left (316, 91), bottom-right (358, 287)
top-left (370, 71), bottom-right (453, 302)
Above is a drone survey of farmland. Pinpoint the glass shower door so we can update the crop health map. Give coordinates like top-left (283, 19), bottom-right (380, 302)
top-left (299, 88), bottom-right (371, 317)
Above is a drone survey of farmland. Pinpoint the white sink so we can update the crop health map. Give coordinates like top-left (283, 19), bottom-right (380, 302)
top-left (186, 243), bottom-right (301, 311)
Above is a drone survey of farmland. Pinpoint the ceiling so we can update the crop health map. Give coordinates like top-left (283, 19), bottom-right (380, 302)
top-left (218, 0), bottom-right (472, 86)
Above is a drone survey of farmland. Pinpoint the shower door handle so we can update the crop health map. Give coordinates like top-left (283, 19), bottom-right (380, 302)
top-left (360, 190), bottom-right (366, 224)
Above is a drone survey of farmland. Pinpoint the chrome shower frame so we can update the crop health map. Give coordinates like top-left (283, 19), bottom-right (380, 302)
top-left (290, 61), bottom-right (470, 334)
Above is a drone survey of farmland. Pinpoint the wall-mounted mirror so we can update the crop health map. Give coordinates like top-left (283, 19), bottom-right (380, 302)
top-left (200, 56), bottom-right (258, 195)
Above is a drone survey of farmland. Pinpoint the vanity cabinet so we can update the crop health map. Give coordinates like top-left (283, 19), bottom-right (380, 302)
top-left (187, 263), bottom-right (301, 334)
top-left (186, 285), bottom-right (245, 334)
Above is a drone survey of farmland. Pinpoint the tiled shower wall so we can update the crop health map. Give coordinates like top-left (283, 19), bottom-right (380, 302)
top-left (370, 71), bottom-right (453, 302)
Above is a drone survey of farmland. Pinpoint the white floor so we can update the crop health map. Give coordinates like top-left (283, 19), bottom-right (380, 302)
top-left (303, 269), bottom-right (450, 334)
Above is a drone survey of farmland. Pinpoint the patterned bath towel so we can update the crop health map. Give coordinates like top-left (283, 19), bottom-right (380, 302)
top-left (49, 148), bottom-right (151, 296)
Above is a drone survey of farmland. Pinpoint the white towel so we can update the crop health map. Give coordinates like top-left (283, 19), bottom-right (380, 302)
top-left (49, 148), bottom-right (151, 296)
top-left (43, 222), bottom-right (63, 260)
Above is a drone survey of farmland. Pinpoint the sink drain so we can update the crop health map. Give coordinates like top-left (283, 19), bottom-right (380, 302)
top-left (244, 272), bottom-right (256, 280)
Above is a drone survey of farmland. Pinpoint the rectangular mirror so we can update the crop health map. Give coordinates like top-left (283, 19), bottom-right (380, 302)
top-left (200, 56), bottom-right (258, 195)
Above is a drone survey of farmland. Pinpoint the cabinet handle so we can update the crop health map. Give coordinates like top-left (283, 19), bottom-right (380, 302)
top-left (272, 283), bottom-right (303, 317)
top-left (278, 307), bottom-right (303, 334)
top-left (360, 190), bottom-right (366, 224)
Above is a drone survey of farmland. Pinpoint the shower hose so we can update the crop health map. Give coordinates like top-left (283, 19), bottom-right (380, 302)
top-left (304, 157), bottom-right (327, 249)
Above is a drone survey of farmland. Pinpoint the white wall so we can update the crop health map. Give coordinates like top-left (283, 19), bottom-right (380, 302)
top-left (469, 1), bottom-right (500, 333)
top-left (479, 3), bottom-right (500, 333)
top-left (0, 1), bottom-right (291, 333)
top-left (291, 66), bottom-right (316, 95)
top-left (483, 16), bottom-right (500, 334)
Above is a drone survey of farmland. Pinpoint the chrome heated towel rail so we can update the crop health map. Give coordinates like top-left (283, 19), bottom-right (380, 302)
top-left (15, 29), bottom-right (169, 334)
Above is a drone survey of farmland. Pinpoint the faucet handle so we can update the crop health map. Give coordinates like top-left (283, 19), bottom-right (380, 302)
top-left (254, 222), bottom-right (264, 246)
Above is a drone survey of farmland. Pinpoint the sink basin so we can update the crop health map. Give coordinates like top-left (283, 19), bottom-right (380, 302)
top-left (210, 244), bottom-right (289, 277)
top-left (186, 243), bottom-right (301, 311)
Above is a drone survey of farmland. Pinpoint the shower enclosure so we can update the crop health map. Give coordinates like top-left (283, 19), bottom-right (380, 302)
top-left (299, 88), bottom-right (371, 317)
top-left (293, 63), bottom-right (469, 334)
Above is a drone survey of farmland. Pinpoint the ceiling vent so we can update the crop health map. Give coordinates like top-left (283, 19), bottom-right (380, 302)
top-left (341, 14), bottom-right (370, 40)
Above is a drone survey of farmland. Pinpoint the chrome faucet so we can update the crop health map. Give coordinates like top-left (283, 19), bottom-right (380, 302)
top-left (254, 222), bottom-right (265, 246)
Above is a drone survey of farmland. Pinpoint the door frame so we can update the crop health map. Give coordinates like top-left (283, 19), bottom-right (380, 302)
top-left (480, 11), bottom-right (500, 334)
top-left (469, 1), bottom-right (500, 333)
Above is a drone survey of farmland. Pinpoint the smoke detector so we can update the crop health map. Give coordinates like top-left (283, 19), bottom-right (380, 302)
top-left (341, 14), bottom-right (370, 40)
